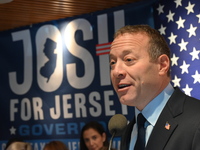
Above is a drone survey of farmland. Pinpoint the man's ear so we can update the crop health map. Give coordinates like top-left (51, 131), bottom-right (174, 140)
top-left (158, 54), bottom-right (170, 76)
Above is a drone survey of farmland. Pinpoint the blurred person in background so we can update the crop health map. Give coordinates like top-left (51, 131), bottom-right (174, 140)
top-left (80, 121), bottom-right (114, 150)
top-left (6, 139), bottom-right (32, 150)
top-left (43, 141), bottom-right (69, 150)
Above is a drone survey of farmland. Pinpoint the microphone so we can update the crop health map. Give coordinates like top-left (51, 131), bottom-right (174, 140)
top-left (108, 114), bottom-right (128, 150)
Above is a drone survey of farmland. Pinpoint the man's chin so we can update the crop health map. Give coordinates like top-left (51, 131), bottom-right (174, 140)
top-left (120, 98), bottom-right (129, 105)
top-left (119, 97), bottom-right (135, 106)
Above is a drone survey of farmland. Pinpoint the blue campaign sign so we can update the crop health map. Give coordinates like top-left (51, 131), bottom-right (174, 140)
top-left (0, 0), bottom-right (155, 150)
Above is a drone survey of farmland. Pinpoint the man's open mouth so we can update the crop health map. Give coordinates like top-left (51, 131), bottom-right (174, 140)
top-left (118, 84), bottom-right (130, 89)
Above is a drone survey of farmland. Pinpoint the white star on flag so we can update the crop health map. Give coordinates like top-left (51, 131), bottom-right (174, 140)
top-left (174, 0), bottom-right (182, 8)
top-left (182, 84), bottom-right (193, 96)
top-left (176, 16), bottom-right (185, 29)
top-left (180, 61), bottom-right (190, 74)
top-left (168, 32), bottom-right (177, 44)
top-left (171, 53), bottom-right (179, 66)
top-left (186, 24), bottom-right (197, 38)
top-left (185, 1), bottom-right (195, 15)
top-left (172, 75), bottom-right (181, 87)
top-left (158, 24), bottom-right (166, 35)
top-left (157, 4), bottom-right (164, 15)
top-left (166, 10), bottom-right (175, 22)
top-left (190, 47), bottom-right (200, 61)
top-left (178, 38), bottom-right (188, 52)
top-left (196, 14), bottom-right (200, 23)
top-left (192, 70), bottom-right (200, 84)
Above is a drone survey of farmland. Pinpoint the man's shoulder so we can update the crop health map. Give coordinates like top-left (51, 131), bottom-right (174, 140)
top-left (174, 87), bottom-right (200, 105)
top-left (173, 88), bottom-right (200, 115)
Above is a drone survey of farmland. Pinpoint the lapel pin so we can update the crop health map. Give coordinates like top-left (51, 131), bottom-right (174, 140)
top-left (165, 121), bottom-right (170, 130)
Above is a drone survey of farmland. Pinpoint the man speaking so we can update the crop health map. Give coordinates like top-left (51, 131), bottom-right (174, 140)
top-left (109, 25), bottom-right (200, 150)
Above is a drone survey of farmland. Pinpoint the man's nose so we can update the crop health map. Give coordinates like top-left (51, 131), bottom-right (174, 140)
top-left (112, 63), bottom-right (126, 78)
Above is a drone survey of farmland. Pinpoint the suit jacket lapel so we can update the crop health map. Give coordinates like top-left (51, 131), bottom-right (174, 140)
top-left (145, 88), bottom-right (186, 150)
top-left (145, 109), bottom-right (178, 150)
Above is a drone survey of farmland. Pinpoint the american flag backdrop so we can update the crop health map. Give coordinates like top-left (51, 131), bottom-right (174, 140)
top-left (153, 0), bottom-right (200, 100)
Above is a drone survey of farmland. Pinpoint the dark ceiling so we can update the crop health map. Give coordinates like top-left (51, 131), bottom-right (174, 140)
top-left (0, 0), bottom-right (142, 32)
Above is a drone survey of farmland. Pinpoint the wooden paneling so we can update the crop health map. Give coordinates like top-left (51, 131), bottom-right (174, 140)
top-left (0, 0), bottom-right (141, 32)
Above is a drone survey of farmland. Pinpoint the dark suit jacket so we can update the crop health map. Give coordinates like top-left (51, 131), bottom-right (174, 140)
top-left (121, 88), bottom-right (200, 150)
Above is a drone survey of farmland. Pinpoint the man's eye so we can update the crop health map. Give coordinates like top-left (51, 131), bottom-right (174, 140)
top-left (124, 58), bottom-right (135, 65)
top-left (126, 58), bottom-right (133, 62)
top-left (110, 61), bottom-right (116, 65)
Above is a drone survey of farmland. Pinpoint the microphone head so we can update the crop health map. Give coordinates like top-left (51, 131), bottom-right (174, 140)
top-left (108, 114), bottom-right (128, 136)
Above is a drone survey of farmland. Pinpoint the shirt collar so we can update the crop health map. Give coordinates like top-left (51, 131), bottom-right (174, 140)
top-left (135, 83), bottom-right (174, 126)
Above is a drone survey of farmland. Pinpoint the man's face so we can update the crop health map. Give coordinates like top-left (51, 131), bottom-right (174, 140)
top-left (110, 33), bottom-right (162, 110)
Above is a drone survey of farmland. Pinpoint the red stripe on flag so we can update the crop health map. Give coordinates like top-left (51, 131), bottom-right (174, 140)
top-left (96, 51), bottom-right (110, 56)
top-left (96, 42), bottom-right (112, 47)
top-left (96, 47), bottom-right (110, 51)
